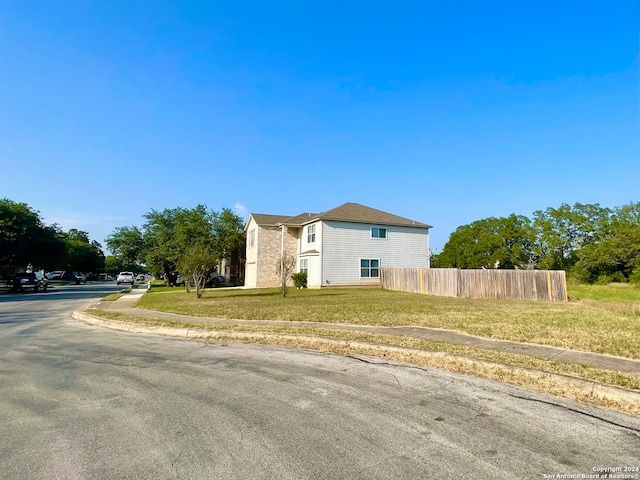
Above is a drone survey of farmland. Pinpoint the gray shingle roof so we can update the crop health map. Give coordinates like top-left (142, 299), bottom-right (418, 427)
top-left (313, 203), bottom-right (431, 228)
top-left (253, 203), bottom-right (430, 229)
top-left (279, 212), bottom-right (318, 226)
top-left (247, 213), bottom-right (293, 227)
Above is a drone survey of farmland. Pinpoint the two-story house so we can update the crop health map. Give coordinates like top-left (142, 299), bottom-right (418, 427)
top-left (244, 202), bottom-right (431, 288)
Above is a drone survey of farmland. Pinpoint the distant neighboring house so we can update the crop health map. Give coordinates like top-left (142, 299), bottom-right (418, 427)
top-left (244, 202), bottom-right (431, 288)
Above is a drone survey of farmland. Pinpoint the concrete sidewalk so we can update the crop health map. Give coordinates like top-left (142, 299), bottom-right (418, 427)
top-left (87, 287), bottom-right (640, 376)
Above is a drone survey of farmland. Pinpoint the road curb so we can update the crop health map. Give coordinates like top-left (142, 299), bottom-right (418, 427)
top-left (72, 310), bottom-right (640, 410)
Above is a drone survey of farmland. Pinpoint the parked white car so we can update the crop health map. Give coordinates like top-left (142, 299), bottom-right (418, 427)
top-left (206, 273), bottom-right (226, 287)
top-left (116, 272), bottom-right (135, 285)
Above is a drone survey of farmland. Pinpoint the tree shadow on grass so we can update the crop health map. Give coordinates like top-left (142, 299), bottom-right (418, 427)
top-left (210, 289), bottom-right (352, 299)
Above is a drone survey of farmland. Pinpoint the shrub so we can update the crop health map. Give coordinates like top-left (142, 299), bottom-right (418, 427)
top-left (596, 272), bottom-right (627, 285)
top-left (628, 267), bottom-right (640, 285)
top-left (611, 271), bottom-right (627, 283)
top-left (292, 271), bottom-right (307, 289)
top-left (565, 271), bottom-right (587, 285)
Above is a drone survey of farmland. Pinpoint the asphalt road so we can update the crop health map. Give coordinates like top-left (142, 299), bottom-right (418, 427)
top-left (0, 284), bottom-right (638, 480)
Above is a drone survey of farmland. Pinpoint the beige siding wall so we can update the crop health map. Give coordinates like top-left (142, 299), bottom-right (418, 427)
top-left (322, 221), bottom-right (429, 285)
top-left (244, 217), bottom-right (259, 287)
top-left (306, 254), bottom-right (322, 287)
top-left (298, 252), bottom-right (322, 288)
top-left (296, 221), bottom-right (323, 287)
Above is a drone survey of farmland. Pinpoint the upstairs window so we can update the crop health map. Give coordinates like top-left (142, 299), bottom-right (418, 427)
top-left (360, 259), bottom-right (380, 278)
top-left (248, 229), bottom-right (256, 248)
top-left (307, 224), bottom-right (316, 243)
top-left (371, 227), bottom-right (387, 239)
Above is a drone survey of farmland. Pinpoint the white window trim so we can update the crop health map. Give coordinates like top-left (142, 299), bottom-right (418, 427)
top-left (307, 224), bottom-right (316, 244)
top-left (371, 227), bottom-right (387, 239)
top-left (360, 258), bottom-right (380, 278)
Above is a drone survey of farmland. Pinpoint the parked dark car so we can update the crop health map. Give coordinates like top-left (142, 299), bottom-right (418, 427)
top-left (61, 271), bottom-right (81, 284)
top-left (12, 272), bottom-right (48, 292)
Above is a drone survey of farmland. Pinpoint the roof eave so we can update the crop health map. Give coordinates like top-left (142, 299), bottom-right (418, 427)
top-left (309, 216), bottom-right (431, 229)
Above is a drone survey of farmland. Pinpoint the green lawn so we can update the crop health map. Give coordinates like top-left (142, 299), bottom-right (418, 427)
top-left (568, 282), bottom-right (640, 301)
top-left (137, 283), bottom-right (640, 359)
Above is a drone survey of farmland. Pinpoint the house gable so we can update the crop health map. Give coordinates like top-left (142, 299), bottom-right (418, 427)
top-left (244, 213), bottom-right (295, 288)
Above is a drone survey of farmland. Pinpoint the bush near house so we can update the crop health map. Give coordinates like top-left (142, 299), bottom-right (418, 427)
top-left (292, 272), bottom-right (307, 289)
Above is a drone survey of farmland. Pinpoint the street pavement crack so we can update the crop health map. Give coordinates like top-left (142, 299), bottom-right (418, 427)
top-left (549, 350), bottom-right (567, 360)
top-left (507, 393), bottom-right (640, 435)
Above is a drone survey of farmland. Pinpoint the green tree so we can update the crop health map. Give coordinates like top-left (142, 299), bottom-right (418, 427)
top-left (532, 203), bottom-right (612, 270)
top-left (105, 226), bottom-right (146, 269)
top-left (141, 205), bottom-right (245, 283)
top-left (59, 229), bottom-right (105, 274)
top-left (104, 255), bottom-right (125, 275)
top-left (432, 215), bottom-right (534, 269)
top-left (572, 202), bottom-right (640, 282)
top-left (174, 205), bottom-right (216, 252)
top-left (177, 243), bottom-right (218, 298)
top-left (142, 208), bottom-right (180, 279)
top-left (573, 224), bottom-right (640, 283)
top-left (143, 205), bottom-right (215, 280)
top-left (612, 201), bottom-right (640, 225)
top-left (0, 198), bottom-right (65, 274)
top-left (210, 208), bottom-right (245, 266)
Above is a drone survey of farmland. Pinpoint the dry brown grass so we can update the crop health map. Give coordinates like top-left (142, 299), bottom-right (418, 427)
top-left (137, 286), bottom-right (640, 359)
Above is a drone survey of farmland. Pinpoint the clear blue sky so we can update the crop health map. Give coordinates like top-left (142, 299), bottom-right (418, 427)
top-left (1, 1), bottom-right (637, 253)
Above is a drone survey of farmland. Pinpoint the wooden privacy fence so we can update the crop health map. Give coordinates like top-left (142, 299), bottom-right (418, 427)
top-left (380, 268), bottom-right (567, 302)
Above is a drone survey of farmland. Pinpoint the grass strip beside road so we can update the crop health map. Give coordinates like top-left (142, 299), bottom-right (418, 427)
top-left (102, 293), bottom-right (126, 301)
top-left (137, 285), bottom-right (640, 359)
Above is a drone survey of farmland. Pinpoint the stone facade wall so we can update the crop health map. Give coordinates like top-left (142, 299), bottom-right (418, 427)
top-left (256, 226), bottom-right (299, 287)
